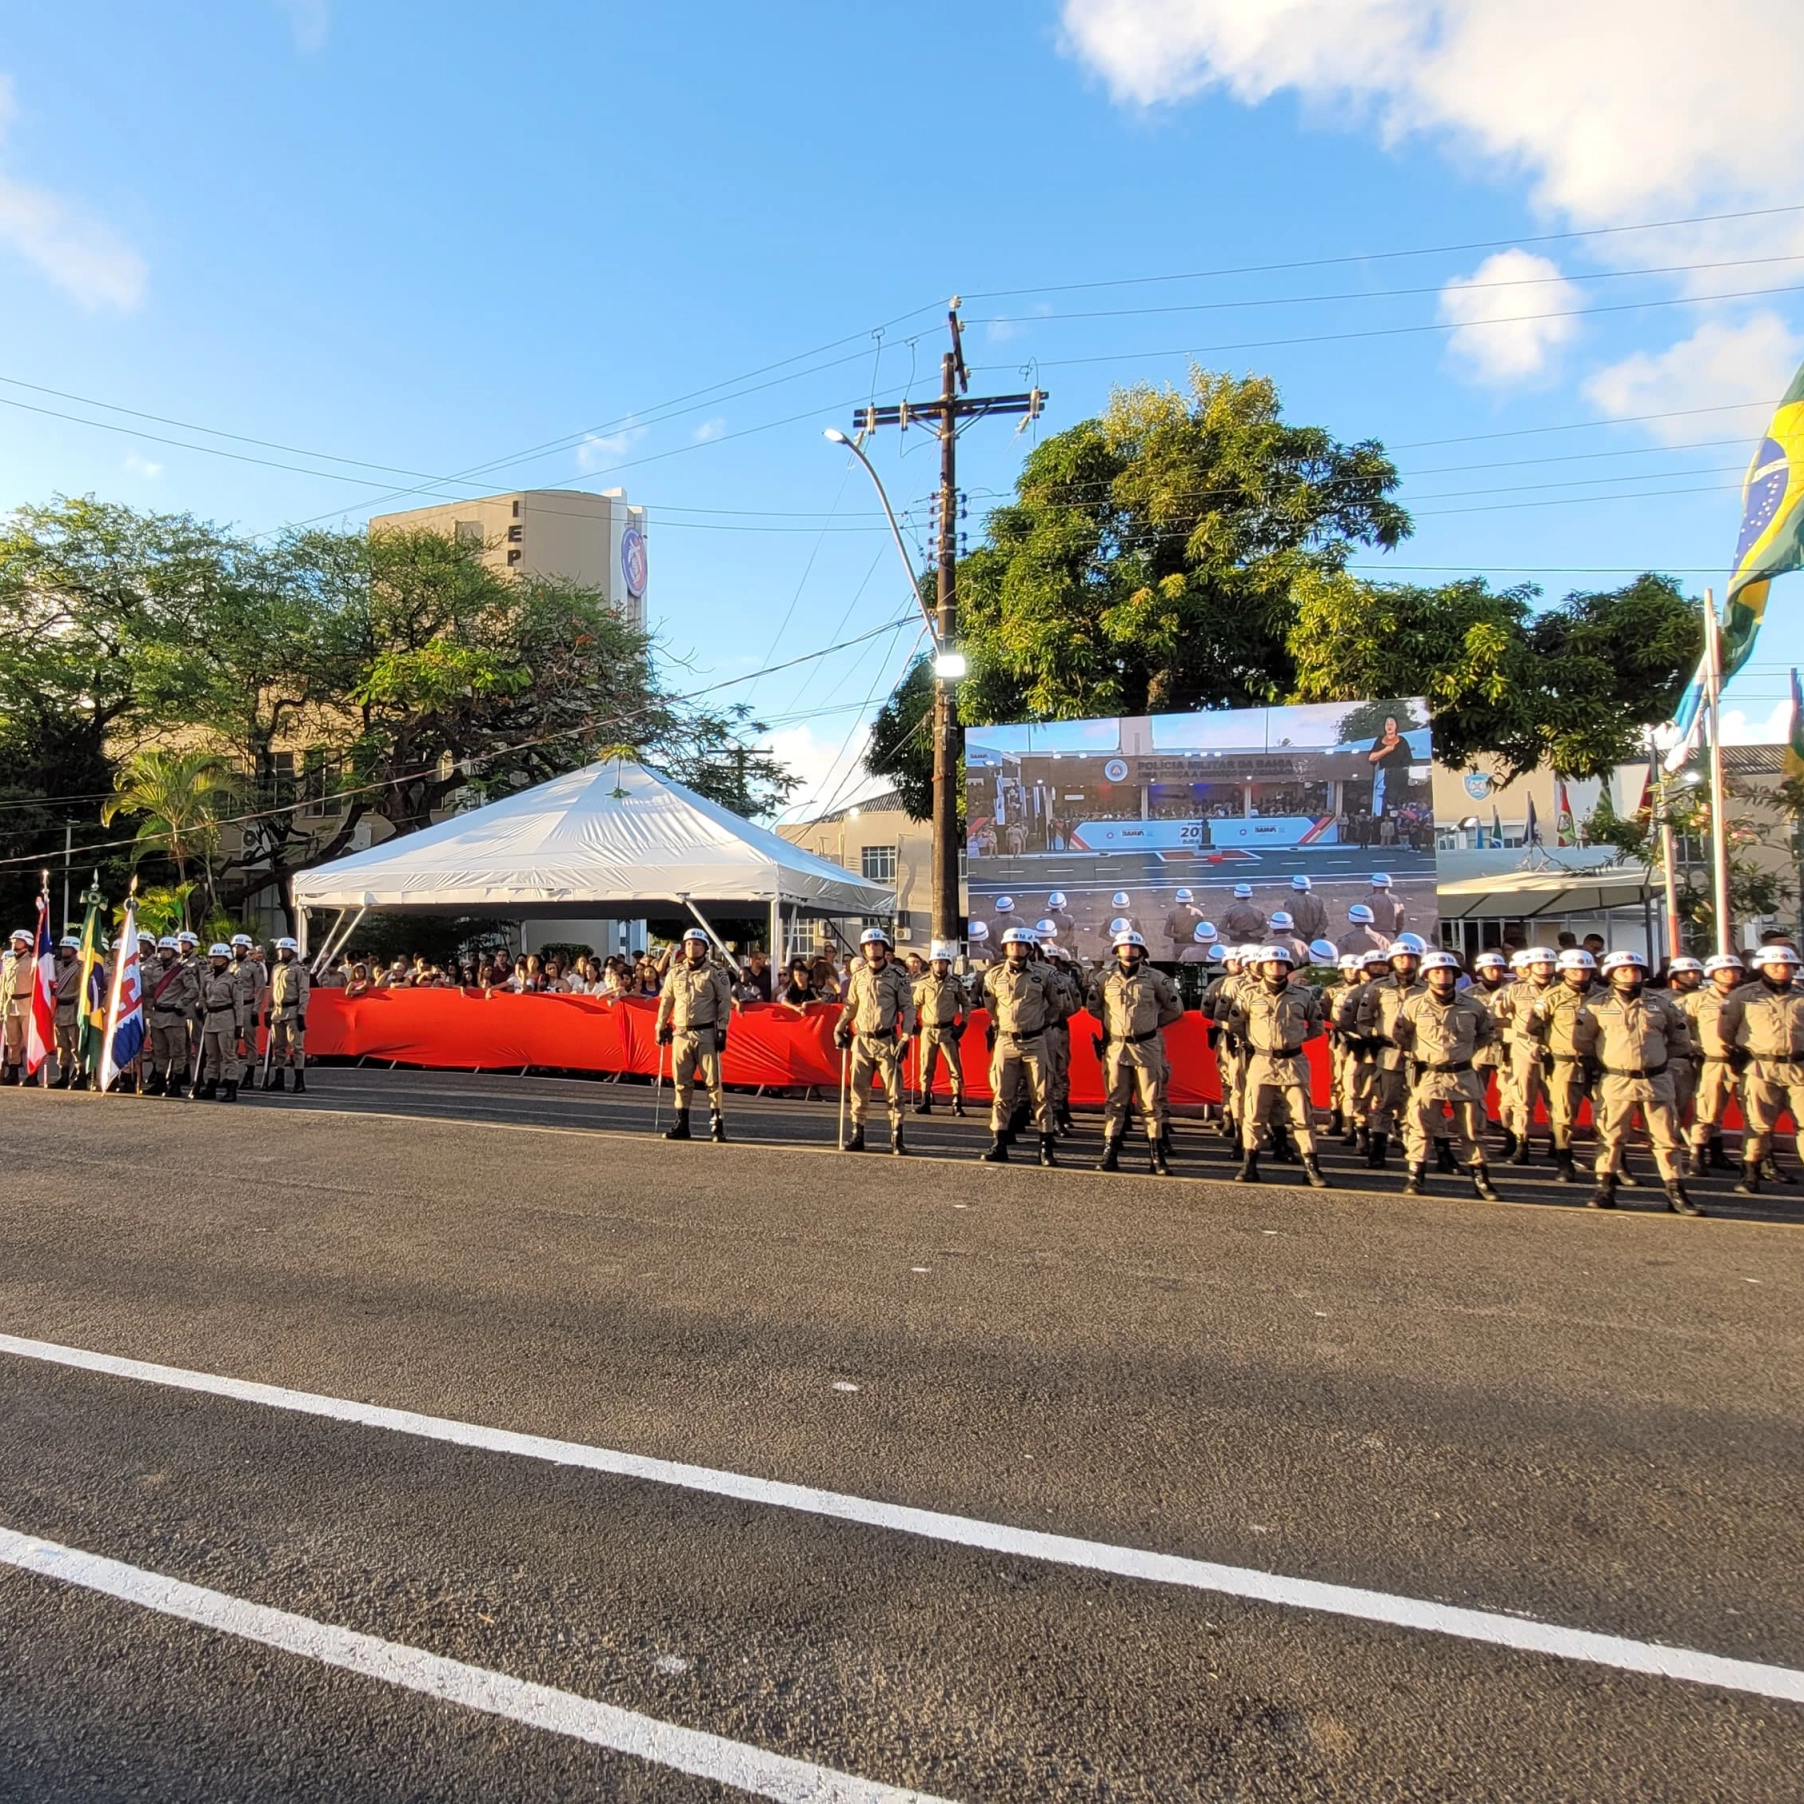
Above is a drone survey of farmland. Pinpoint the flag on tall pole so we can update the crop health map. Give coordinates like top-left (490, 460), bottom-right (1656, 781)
top-left (75, 877), bottom-right (108, 1081)
top-left (1525, 795), bottom-right (1542, 847)
top-left (25, 880), bottom-right (55, 1081)
top-left (1665, 353), bottom-right (1804, 772)
top-left (1787, 668), bottom-right (1804, 785)
top-left (100, 890), bottom-right (145, 1093)
top-left (1555, 778), bottom-right (1576, 847)
top-left (1490, 803), bottom-right (1502, 848)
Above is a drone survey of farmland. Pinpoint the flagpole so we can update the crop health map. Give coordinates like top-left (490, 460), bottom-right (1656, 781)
top-left (1655, 764), bottom-right (1684, 961)
top-left (1703, 588), bottom-right (1734, 959)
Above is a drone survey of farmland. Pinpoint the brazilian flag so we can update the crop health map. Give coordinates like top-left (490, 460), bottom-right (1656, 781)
top-left (74, 881), bottom-right (108, 1076)
top-left (1788, 668), bottom-right (1804, 786)
top-left (1720, 357), bottom-right (1804, 686)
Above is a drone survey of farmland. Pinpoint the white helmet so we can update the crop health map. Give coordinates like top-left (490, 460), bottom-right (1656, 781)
top-left (967, 920), bottom-right (990, 942)
top-left (1361, 947), bottom-right (1392, 968)
top-left (1233, 883), bottom-right (1254, 899)
top-left (208, 942), bottom-right (232, 958)
top-left (1258, 943), bottom-right (1295, 966)
top-left (1601, 948), bottom-right (1648, 973)
top-left (1035, 919), bottom-right (1058, 938)
top-left (57, 935), bottom-right (79, 950)
top-left (1509, 949), bottom-right (1530, 969)
top-left (177, 931), bottom-right (199, 945)
top-left (1347, 904), bottom-right (1374, 924)
top-left (1193, 921), bottom-right (1218, 943)
top-left (1338, 953), bottom-right (1361, 973)
top-left (995, 896), bottom-right (1015, 913)
top-left (1667, 956), bottom-right (1705, 975)
top-left (1269, 911), bottom-right (1294, 932)
top-left (1704, 952), bottom-right (1744, 973)
top-left (1421, 950), bottom-right (1460, 974)
top-left (1371, 872), bottom-right (1393, 887)
top-left (1523, 946), bottom-right (1558, 966)
top-left (1390, 933), bottom-right (1428, 956)
top-left (1112, 928), bottom-right (1147, 951)
top-left (1046, 892), bottom-right (1067, 909)
top-left (157, 936), bottom-right (179, 951)
top-left (276, 936), bottom-right (299, 952)
top-left (1473, 950), bottom-right (1508, 971)
top-left (1292, 875), bottom-right (1311, 891)
top-left (1309, 938), bottom-right (1339, 966)
top-left (230, 933), bottom-right (253, 948)
top-left (1001, 926), bottom-right (1038, 946)
top-left (1109, 916), bottom-right (1132, 935)
top-left (1111, 891), bottom-right (1131, 908)
top-left (1556, 948), bottom-right (1596, 972)
top-left (1752, 943), bottom-right (1801, 969)
top-left (7, 929), bottom-right (28, 944)
top-left (859, 926), bottom-right (891, 946)
top-left (682, 927), bottom-right (710, 944)
top-left (1174, 887), bottom-right (1194, 903)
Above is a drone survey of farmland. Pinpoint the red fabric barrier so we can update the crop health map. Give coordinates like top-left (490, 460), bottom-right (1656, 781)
top-left (308, 988), bottom-right (1344, 1107)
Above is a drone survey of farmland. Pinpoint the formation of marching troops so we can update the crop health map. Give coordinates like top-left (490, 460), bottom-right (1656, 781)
top-left (0, 929), bottom-right (311, 1097)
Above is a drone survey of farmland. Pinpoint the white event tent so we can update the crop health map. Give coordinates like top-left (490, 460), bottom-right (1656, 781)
top-left (291, 759), bottom-right (893, 965)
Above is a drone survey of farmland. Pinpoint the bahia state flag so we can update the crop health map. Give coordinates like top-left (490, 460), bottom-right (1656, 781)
top-left (1667, 354), bottom-right (1804, 768)
top-left (24, 892), bottom-right (55, 1078)
top-left (100, 897), bottom-right (146, 1093)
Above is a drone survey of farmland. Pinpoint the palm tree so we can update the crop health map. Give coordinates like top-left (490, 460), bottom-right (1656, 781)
top-left (102, 750), bottom-right (241, 926)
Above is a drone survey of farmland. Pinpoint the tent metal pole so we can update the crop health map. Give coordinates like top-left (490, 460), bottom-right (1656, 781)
top-left (307, 909), bottom-right (346, 977)
top-left (678, 898), bottom-right (737, 966)
top-left (311, 905), bottom-right (365, 978)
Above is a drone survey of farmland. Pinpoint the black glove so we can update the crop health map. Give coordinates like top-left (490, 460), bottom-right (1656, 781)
top-left (950, 1021), bottom-right (965, 1042)
top-left (834, 1023), bottom-right (853, 1050)
top-left (1729, 1046), bottom-right (1752, 1073)
top-left (1206, 1025), bottom-right (1220, 1049)
top-left (1092, 1034), bottom-right (1106, 1061)
top-left (656, 1024), bottom-right (673, 1046)
top-left (715, 1027), bottom-right (729, 1053)
top-left (985, 1024), bottom-right (998, 1051)
top-left (296, 1014), bottom-right (306, 1030)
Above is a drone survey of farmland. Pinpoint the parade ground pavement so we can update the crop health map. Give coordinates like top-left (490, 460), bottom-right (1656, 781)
top-left (1, 1070), bottom-right (1800, 1801)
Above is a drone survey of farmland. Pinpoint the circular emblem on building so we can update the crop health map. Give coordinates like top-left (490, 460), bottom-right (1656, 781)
top-left (1463, 772), bottom-right (1493, 800)
top-left (620, 526), bottom-right (648, 599)
top-left (1103, 758), bottom-right (1129, 783)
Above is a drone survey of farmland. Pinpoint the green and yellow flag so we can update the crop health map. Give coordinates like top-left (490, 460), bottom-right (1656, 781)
top-left (1787, 668), bottom-right (1804, 786)
top-left (74, 879), bottom-right (108, 1076)
top-left (1722, 358), bottom-right (1804, 684)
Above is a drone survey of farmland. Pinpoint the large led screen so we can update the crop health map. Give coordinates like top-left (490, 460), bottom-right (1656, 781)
top-left (965, 698), bottom-right (1437, 963)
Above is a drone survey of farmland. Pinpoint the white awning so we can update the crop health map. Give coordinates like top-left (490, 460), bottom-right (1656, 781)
top-left (1437, 865), bottom-right (1654, 920)
top-left (291, 760), bottom-right (895, 919)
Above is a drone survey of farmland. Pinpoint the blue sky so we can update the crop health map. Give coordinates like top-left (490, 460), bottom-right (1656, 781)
top-left (3, 1), bottom-right (1802, 817)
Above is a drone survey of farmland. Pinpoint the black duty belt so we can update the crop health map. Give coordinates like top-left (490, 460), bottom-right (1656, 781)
top-left (1754, 1055), bottom-right (1804, 1071)
top-left (1418, 1059), bottom-right (1472, 1073)
top-left (204, 1006), bottom-right (238, 1017)
top-left (1257, 1045), bottom-right (1305, 1059)
top-left (1599, 1060), bottom-right (1668, 1079)
top-left (1551, 1053), bottom-right (1584, 1064)
top-left (859, 1025), bottom-right (899, 1039)
top-left (1104, 1028), bottom-right (1161, 1047)
top-left (1701, 1054), bottom-right (1734, 1063)
top-left (1001, 1029), bottom-right (1046, 1042)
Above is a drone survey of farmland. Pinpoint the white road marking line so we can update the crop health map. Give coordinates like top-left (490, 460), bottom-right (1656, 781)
top-left (0, 1526), bottom-right (952, 1804)
top-left (3, 1333), bottom-right (1801, 1707)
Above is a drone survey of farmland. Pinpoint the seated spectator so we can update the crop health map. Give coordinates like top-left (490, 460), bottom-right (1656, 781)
top-left (344, 961), bottom-right (374, 998)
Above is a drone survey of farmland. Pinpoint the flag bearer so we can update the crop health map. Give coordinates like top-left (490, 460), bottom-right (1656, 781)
top-left (51, 936), bottom-right (81, 1087)
top-left (265, 938), bottom-right (310, 1091)
top-left (835, 926), bottom-right (915, 1154)
top-left (1089, 929), bottom-right (1182, 1174)
top-left (194, 942), bottom-right (248, 1103)
top-left (655, 928), bottom-right (734, 1143)
top-left (145, 937), bottom-right (200, 1096)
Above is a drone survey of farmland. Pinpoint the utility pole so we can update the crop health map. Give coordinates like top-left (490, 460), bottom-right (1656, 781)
top-left (852, 300), bottom-right (1045, 947)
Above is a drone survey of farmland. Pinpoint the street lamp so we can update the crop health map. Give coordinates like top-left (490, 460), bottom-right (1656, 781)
top-left (822, 428), bottom-right (935, 641)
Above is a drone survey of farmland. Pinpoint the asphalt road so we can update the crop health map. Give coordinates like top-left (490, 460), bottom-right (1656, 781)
top-left (1, 1076), bottom-right (1800, 1801)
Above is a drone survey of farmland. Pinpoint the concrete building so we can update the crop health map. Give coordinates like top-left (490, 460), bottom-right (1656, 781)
top-left (370, 488), bottom-right (648, 632)
top-left (779, 791), bottom-right (962, 954)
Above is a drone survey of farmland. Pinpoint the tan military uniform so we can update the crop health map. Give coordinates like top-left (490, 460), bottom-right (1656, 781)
top-left (1162, 906), bottom-right (1201, 960)
top-left (1232, 978), bottom-right (1325, 1154)
top-left (1, 946), bottom-right (32, 1072)
top-left (655, 958), bottom-right (734, 1116)
top-left (1040, 957), bottom-right (1081, 1120)
top-left (1322, 975), bottom-right (1360, 1122)
top-left (197, 965), bottom-right (247, 1087)
top-left (842, 959), bottom-right (915, 1130)
top-left (1725, 983), bottom-right (1804, 1162)
top-left (1571, 988), bottom-right (1692, 1181)
top-left (1502, 976), bottom-right (1558, 1143)
top-left (1201, 968), bottom-right (1248, 1130)
top-left (1526, 982), bottom-right (1594, 1152)
top-left (983, 960), bottom-right (1056, 1136)
top-left (1354, 974), bottom-right (1424, 1135)
top-left (231, 953), bottom-right (265, 1081)
top-left (1684, 983), bottom-right (1741, 1152)
top-left (1287, 891), bottom-right (1328, 941)
top-left (1467, 978), bottom-right (1515, 1128)
top-left (912, 968), bottom-right (970, 1102)
top-left (269, 958), bottom-right (310, 1070)
top-left (1394, 988), bottom-right (1496, 1167)
top-left (1222, 900), bottom-right (1266, 941)
top-left (145, 955), bottom-right (201, 1086)
top-left (1665, 985), bottom-right (1703, 1122)
top-left (53, 952), bottom-right (82, 1079)
top-left (1368, 890), bottom-right (1406, 936)
top-left (1090, 963), bottom-right (1182, 1143)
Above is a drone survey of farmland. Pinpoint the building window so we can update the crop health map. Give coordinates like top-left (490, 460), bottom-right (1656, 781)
top-left (454, 519), bottom-right (483, 547)
top-left (860, 844), bottom-right (897, 884)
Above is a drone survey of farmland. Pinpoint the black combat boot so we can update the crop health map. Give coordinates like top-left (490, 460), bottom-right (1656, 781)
top-left (1588, 1173), bottom-right (1618, 1210)
top-left (1097, 1135), bottom-right (1122, 1173)
top-left (1328, 1108), bottom-right (1344, 1137)
top-left (1345, 1121), bottom-right (1364, 1150)
top-left (1760, 1155), bottom-right (1794, 1184)
top-left (290, 1071), bottom-right (306, 1093)
top-left (1497, 1127), bottom-right (1519, 1160)
top-left (1684, 1143), bottom-right (1706, 1178)
top-left (193, 1079), bottom-right (216, 1102)
top-left (1553, 1145), bottom-right (1579, 1185)
top-left (1009, 1102), bottom-right (1033, 1140)
top-left (1366, 1132), bottom-right (1390, 1170)
top-left (219, 1079), bottom-right (238, 1103)
top-left (1403, 1162), bottom-right (1427, 1196)
top-left (1707, 1132), bottom-right (1732, 1171)
top-left (980, 1136), bottom-right (1009, 1164)
top-left (1471, 1164), bottom-right (1501, 1201)
top-left (912, 1095), bottom-right (933, 1115)
top-left (1616, 1156), bottom-right (1641, 1189)
top-left (1150, 1138), bottom-right (1171, 1176)
top-left (1234, 1150), bottom-right (1260, 1183)
top-left (889, 1120), bottom-right (906, 1157)
top-left (1302, 1154), bottom-right (1331, 1190)
top-left (709, 1112), bottom-right (727, 1143)
top-left (1434, 1138), bottom-right (1458, 1174)
top-left (1734, 1159), bottom-right (1760, 1196)
top-left (841, 1125), bottom-right (865, 1152)
top-left (663, 1109), bottom-right (691, 1141)
top-left (265, 1069), bottom-right (284, 1091)
top-left (1665, 1179), bottom-right (1703, 1217)
top-left (1038, 1135), bottom-right (1058, 1168)
top-left (1270, 1122), bottom-right (1296, 1164)
top-left (143, 1071), bottom-right (166, 1098)
top-left (49, 1070), bottom-right (70, 1090)
top-left (950, 1095), bottom-right (966, 1118)
top-left (70, 1072), bottom-right (89, 1091)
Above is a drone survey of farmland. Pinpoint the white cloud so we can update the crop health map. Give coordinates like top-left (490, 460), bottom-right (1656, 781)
top-left (1438, 249), bottom-right (1579, 384)
top-left (1583, 313), bottom-right (1804, 443)
top-left (575, 420), bottom-right (646, 470)
top-left (768, 721), bottom-right (892, 823)
top-left (275, 0), bottom-right (331, 52)
top-left (121, 452), bottom-right (162, 479)
top-left (0, 75), bottom-right (146, 312)
top-left (1059, 2), bottom-right (1804, 226)
top-left (692, 416), bottom-right (727, 443)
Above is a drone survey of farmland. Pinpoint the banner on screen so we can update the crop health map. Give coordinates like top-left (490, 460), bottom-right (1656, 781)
top-left (965, 698), bottom-right (1438, 964)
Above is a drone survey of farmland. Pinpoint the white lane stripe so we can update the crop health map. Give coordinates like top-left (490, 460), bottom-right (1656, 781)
top-left (0, 1526), bottom-right (956, 1804)
top-left (4, 1333), bottom-right (1801, 1707)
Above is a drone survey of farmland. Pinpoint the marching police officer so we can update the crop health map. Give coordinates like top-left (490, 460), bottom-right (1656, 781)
top-left (980, 926), bottom-right (1058, 1166)
top-left (1222, 884), bottom-right (1265, 942)
top-left (1089, 929), bottom-right (1182, 1174)
top-left (145, 936), bottom-right (200, 1096)
top-left (1393, 949), bottom-right (1501, 1199)
top-left (964, 919), bottom-right (997, 973)
top-left (1286, 874), bottom-right (1327, 942)
top-left (1572, 949), bottom-right (1698, 1214)
top-left (265, 937), bottom-right (310, 1091)
top-left (911, 941), bottom-right (969, 1116)
top-left (1685, 953), bottom-right (1745, 1174)
top-left (1231, 944), bottom-right (1330, 1187)
top-left (1044, 892), bottom-right (1077, 941)
top-left (991, 895), bottom-right (1030, 940)
top-left (1178, 921), bottom-right (1218, 965)
top-left (836, 925), bottom-right (915, 1154)
top-left (1162, 888), bottom-right (1202, 960)
top-left (1725, 943), bottom-right (1804, 1194)
top-left (195, 942), bottom-right (248, 1102)
top-left (655, 928), bottom-right (734, 1143)
top-left (1367, 873), bottom-right (1406, 937)
top-left (1266, 910), bottom-right (1311, 968)
top-left (1336, 904), bottom-right (1386, 957)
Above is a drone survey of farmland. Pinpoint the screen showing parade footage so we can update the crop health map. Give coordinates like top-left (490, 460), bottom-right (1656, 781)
top-left (965, 698), bottom-right (1438, 964)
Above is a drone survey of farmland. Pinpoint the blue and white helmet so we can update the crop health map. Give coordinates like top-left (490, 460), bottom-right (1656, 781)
top-left (1310, 938), bottom-right (1339, 966)
top-left (995, 896), bottom-right (1015, 914)
top-left (1174, 887), bottom-right (1194, 903)
top-left (1035, 918), bottom-right (1058, 939)
top-left (1269, 910), bottom-right (1294, 932)
top-left (1193, 921), bottom-right (1218, 943)
top-left (1371, 872), bottom-right (1393, 888)
top-left (1108, 916), bottom-right (1132, 936)
top-left (1347, 904), bottom-right (1375, 925)
top-left (1233, 883), bottom-right (1254, 899)
top-left (859, 925), bottom-right (891, 946)
top-left (1111, 891), bottom-right (1131, 908)
top-left (968, 920), bottom-right (990, 943)
top-left (1047, 892), bottom-right (1067, 909)
top-left (1291, 875), bottom-right (1312, 891)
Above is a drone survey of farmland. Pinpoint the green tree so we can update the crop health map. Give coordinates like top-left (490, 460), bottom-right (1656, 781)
top-left (865, 654), bottom-right (937, 820)
top-left (100, 749), bottom-right (241, 922)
